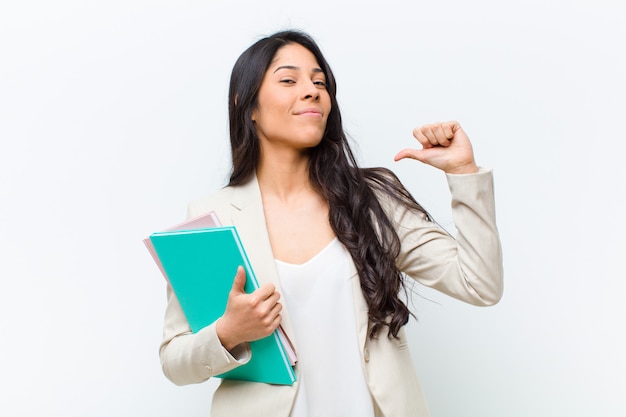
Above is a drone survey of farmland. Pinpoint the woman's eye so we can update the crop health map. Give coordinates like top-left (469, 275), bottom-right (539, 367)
top-left (280, 79), bottom-right (296, 84)
top-left (314, 80), bottom-right (327, 87)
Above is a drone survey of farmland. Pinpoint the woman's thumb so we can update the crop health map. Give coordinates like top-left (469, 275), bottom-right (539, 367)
top-left (231, 266), bottom-right (247, 294)
top-left (394, 148), bottom-right (428, 163)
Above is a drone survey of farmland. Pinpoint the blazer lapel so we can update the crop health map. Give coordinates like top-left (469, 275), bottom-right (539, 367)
top-left (228, 175), bottom-right (298, 350)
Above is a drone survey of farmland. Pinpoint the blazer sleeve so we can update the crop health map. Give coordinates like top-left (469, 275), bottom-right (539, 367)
top-left (386, 168), bottom-right (504, 305)
top-left (158, 286), bottom-right (251, 385)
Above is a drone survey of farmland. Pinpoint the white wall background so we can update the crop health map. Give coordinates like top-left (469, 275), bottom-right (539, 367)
top-left (1, 1), bottom-right (624, 416)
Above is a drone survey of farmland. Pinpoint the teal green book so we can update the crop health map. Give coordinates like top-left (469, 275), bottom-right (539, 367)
top-left (149, 226), bottom-right (296, 385)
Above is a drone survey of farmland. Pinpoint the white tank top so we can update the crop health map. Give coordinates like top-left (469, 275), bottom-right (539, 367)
top-left (276, 238), bottom-right (375, 417)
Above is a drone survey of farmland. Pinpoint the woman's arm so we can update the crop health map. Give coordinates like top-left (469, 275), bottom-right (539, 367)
top-left (391, 121), bottom-right (503, 304)
top-left (159, 261), bottom-right (282, 385)
top-left (159, 284), bottom-right (251, 386)
top-left (387, 169), bottom-right (503, 305)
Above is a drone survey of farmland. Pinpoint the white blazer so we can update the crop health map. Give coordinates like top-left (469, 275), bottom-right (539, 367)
top-left (159, 169), bottom-right (503, 417)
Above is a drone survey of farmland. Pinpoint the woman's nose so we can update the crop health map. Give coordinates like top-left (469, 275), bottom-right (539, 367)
top-left (303, 81), bottom-right (320, 101)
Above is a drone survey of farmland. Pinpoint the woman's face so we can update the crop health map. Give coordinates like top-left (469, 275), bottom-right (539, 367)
top-left (251, 43), bottom-right (332, 154)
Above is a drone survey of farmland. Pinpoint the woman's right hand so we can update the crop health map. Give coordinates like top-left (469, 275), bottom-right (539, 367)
top-left (216, 266), bottom-right (283, 352)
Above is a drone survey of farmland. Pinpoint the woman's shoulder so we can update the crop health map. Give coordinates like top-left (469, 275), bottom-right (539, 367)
top-left (187, 174), bottom-right (261, 220)
top-left (361, 166), bottom-right (433, 223)
top-left (361, 167), bottom-right (413, 203)
top-left (187, 185), bottom-right (236, 219)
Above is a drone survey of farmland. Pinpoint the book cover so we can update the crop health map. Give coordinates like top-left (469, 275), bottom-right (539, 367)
top-left (149, 226), bottom-right (297, 385)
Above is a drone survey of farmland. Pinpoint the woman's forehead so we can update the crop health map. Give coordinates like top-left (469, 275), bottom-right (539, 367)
top-left (269, 44), bottom-right (321, 70)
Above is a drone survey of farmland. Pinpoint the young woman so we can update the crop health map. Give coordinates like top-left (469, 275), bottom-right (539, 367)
top-left (159, 30), bottom-right (503, 417)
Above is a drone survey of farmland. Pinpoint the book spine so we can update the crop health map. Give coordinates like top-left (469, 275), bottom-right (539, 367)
top-left (231, 228), bottom-right (261, 289)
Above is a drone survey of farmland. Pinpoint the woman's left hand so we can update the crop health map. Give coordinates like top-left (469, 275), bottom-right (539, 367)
top-left (394, 121), bottom-right (479, 174)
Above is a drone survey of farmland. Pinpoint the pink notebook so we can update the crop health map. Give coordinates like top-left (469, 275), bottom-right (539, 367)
top-left (143, 211), bottom-right (222, 283)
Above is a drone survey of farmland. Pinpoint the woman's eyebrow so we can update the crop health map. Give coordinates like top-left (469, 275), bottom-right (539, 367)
top-left (273, 65), bottom-right (324, 74)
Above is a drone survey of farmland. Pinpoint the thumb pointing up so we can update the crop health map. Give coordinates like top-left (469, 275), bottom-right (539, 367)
top-left (217, 265), bottom-right (282, 351)
top-left (231, 266), bottom-right (247, 295)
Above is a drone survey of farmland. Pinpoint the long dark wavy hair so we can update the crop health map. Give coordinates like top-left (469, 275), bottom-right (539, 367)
top-left (228, 30), bottom-right (432, 339)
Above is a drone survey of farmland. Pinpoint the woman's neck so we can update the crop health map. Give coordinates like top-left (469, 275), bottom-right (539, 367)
top-left (256, 149), bottom-right (313, 203)
top-left (256, 148), bottom-right (335, 265)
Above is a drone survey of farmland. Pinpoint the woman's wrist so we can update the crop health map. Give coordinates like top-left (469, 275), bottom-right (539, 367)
top-left (216, 318), bottom-right (240, 352)
top-left (445, 161), bottom-right (479, 175)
